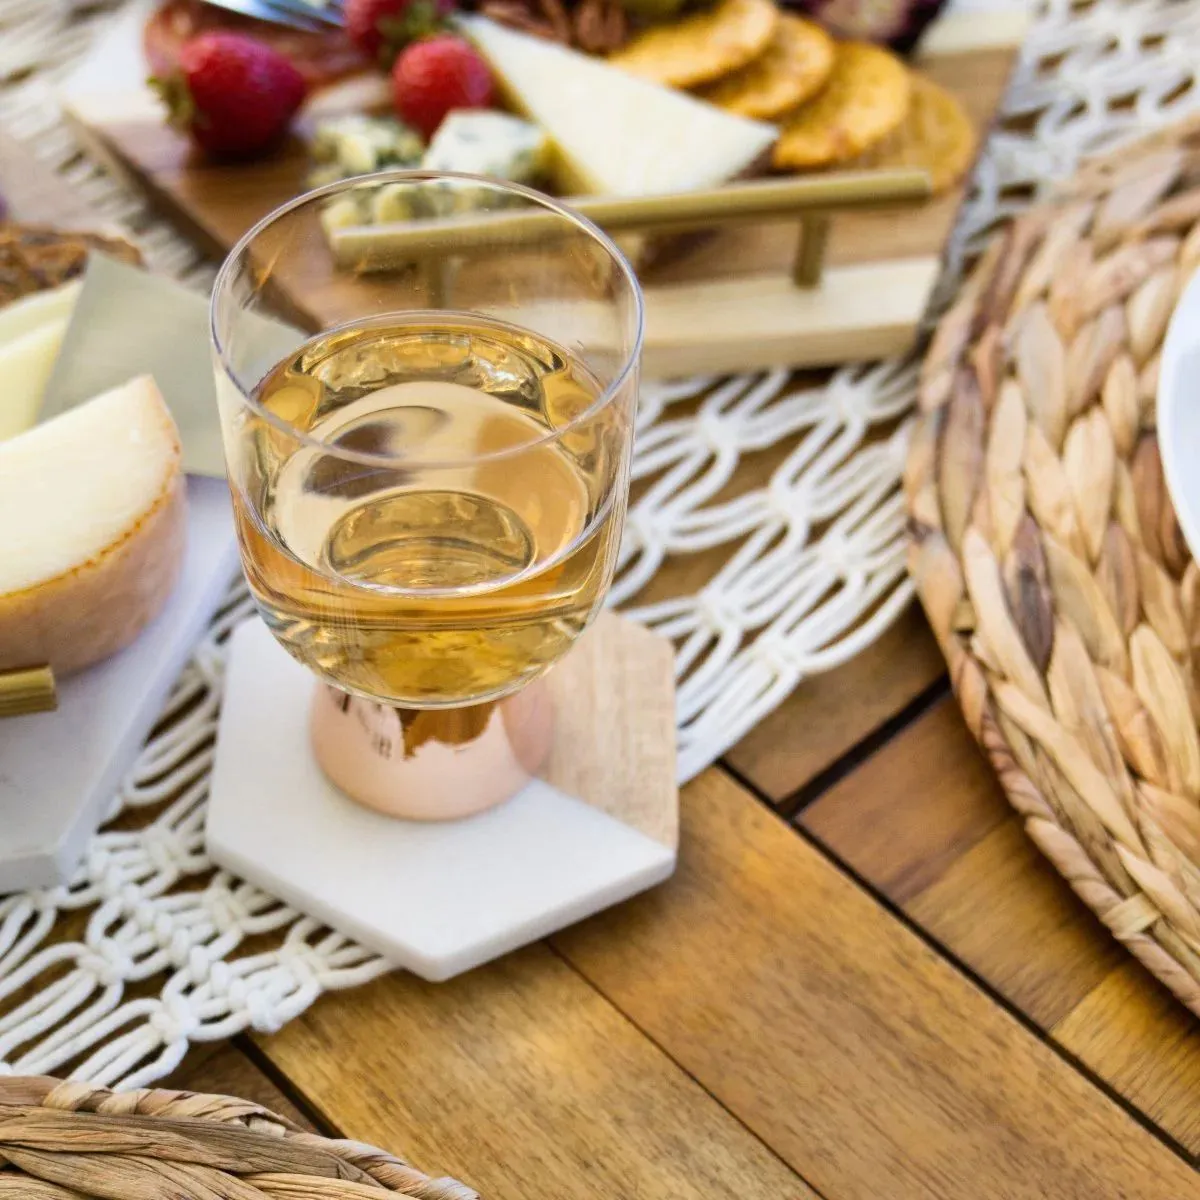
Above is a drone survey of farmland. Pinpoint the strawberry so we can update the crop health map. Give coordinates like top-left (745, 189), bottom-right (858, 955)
top-left (391, 35), bottom-right (495, 140)
top-left (152, 32), bottom-right (307, 160)
top-left (346, 0), bottom-right (453, 66)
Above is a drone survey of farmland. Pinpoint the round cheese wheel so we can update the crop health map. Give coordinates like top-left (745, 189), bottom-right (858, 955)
top-left (0, 376), bottom-right (187, 676)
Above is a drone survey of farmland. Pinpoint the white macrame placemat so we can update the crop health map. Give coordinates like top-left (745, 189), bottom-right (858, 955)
top-left (1, 0), bottom-right (1196, 1089)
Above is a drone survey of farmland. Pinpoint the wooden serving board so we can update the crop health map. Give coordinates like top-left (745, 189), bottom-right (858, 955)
top-left (58, 3), bottom-right (1026, 375)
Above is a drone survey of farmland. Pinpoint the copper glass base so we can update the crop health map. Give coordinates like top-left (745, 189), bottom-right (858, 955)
top-left (309, 679), bottom-right (556, 821)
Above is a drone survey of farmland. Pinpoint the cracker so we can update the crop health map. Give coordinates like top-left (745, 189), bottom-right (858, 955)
top-left (698, 14), bottom-right (833, 119)
top-left (852, 72), bottom-right (977, 193)
top-left (608, 0), bottom-right (779, 90)
top-left (772, 40), bottom-right (911, 170)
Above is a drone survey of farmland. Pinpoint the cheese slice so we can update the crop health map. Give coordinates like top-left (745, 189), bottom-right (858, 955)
top-left (458, 15), bottom-right (777, 197)
top-left (0, 375), bottom-right (187, 676)
top-left (0, 281), bottom-right (82, 441)
top-left (0, 318), bottom-right (70, 442)
top-left (0, 280), bottom-right (81, 345)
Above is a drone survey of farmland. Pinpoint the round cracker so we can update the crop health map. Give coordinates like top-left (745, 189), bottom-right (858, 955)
top-left (698, 15), bottom-right (834, 119)
top-left (772, 40), bottom-right (911, 170)
top-left (608, 0), bottom-right (779, 90)
top-left (852, 73), bottom-right (977, 193)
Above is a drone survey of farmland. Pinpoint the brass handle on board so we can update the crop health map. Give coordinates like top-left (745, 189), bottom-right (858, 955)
top-left (329, 168), bottom-right (934, 289)
top-left (0, 665), bottom-right (58, 718)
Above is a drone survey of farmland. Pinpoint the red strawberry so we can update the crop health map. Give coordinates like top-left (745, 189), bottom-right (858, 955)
top-left (391, 35), bottom-right (495, 139)
top-left (153, 32), bottom-right (307, 160)
top-left (346, 0), bottom-right (453, 66)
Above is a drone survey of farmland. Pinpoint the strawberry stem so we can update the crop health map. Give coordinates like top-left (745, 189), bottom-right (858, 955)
top-left (148, 73), bottom-right (196, 132)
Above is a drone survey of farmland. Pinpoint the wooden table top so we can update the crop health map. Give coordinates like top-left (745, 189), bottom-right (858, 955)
top-left (165, 598), bottom-right (1200, 1199)
top-left (3, 120), bottom-right (1198, 1200)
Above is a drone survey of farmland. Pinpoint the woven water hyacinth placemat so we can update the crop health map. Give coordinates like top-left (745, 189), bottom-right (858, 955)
top-left (907, 115), bottom-right (1200, 1017)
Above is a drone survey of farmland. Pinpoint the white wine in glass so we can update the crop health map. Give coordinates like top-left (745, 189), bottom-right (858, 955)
top-left (212, 173), bottom-right (643, 817)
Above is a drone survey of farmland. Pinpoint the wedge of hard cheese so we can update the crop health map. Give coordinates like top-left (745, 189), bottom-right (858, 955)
top-left (0, 281), bottom-right (82, 441)
top-left (458, 16), bottom-right (777, 197)
top-left (0, 375), bottom-right (186, 675)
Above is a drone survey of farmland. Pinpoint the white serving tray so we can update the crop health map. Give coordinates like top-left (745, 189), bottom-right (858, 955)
top-left (0, 477), bottom-right (237, 891)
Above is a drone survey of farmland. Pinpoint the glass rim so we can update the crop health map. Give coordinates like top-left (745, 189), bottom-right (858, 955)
top-left (210, 169), bottom-right (645, 470)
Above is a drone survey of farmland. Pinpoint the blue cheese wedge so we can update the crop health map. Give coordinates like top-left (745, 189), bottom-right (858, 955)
top-left (422, 110), bottom-right (550, 185)
top-left (308, 114), bottom-right (424, 187)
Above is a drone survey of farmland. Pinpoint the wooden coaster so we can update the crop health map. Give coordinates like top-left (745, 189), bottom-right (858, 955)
top-left (207, 612), bottom-right (678, 981)
top-left (907, 115), bottom-right (1200, 1020)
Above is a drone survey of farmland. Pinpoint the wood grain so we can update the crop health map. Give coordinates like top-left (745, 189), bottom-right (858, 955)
top-left (804, 696), bottom-right (1200, 1153)
top-left (803, 698), bottom-right (1006, 900)
top-left (252, 943), bottom-right (813, 1200)
top-left (726, 601), bottom-right (946, 803)
top-left (545, 613), bottom-right (677, 846)
top-left (806, 700), bottom-right (1125, 1026)
top-left (1054, 963), bottom-right (1200, 1156)
top-left (906, 819), bottom-right (1125, 1027)
top-left (554, 768), bottom-right (1200, 1199)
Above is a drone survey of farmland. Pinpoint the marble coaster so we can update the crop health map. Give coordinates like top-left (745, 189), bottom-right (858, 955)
top-left (0, 477), bottom-right (238, 891)
top-left (207, 614), bottom-right (678, 981)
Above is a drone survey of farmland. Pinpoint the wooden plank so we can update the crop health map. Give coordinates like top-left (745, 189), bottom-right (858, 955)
top-left (553, 768), bottom-right (1200, 1199)
top-left (802, 698), bottom-right (1005, 900)
top-left (1055, 963), bottom-right (1200, 1156)
top-left (640, 257), bottom-right (938, 376)
top-left (805, 701), bottom-right (1124, 1026)
top-left (252, 943), bottom-right (813, 1200)
top-left (906, 819), bottom-right (1125, 1027)
top-left (726, 601), bottom-right (945, 803)
top-left (803, 699), bottom-right (1200, 1147)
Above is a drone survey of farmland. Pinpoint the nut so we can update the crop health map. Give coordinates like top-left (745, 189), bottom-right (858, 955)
top-left (477, 0), bottom-right (629, 50)
top-left (574, 0), bottom-right (628, 53)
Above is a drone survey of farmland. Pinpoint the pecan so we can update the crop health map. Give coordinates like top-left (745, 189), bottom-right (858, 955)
top-left (573, 0), bottom-right (627, 53)
top-left (536, 0), bottom-right (574, 42)
top-left (477, 0), bottom-right (630, 50)
top-left (478, 0), bottom-right (562, 39)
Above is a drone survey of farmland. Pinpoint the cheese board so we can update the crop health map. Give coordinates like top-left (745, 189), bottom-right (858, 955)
top-left (59, 1), bottom-right (1027, 375)
top-left (0, 131), bottom-right (239, 889)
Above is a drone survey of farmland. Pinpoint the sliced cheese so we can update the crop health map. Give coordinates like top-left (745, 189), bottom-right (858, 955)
top-left (0, 317), bottom-right (70, 441)
top-left (0, 375), bottom-right (187, 676)
top-left (0, 280), bottom-right (81, 345)
top-left (458, 15), bottom-right (777, 197)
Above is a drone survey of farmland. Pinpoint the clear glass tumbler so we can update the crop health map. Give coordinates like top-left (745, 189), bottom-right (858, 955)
top-left (211, 173), bottom-right (643, 818)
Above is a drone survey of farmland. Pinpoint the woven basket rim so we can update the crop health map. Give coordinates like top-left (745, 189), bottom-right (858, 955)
top-left (0, 1074), bottom-right (480, 1198)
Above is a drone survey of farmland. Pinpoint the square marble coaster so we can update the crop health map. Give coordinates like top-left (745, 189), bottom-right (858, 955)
top-left (0, 477), bottom-right (237, 891)
top-left (207, 614), bottom-right (678, 980)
